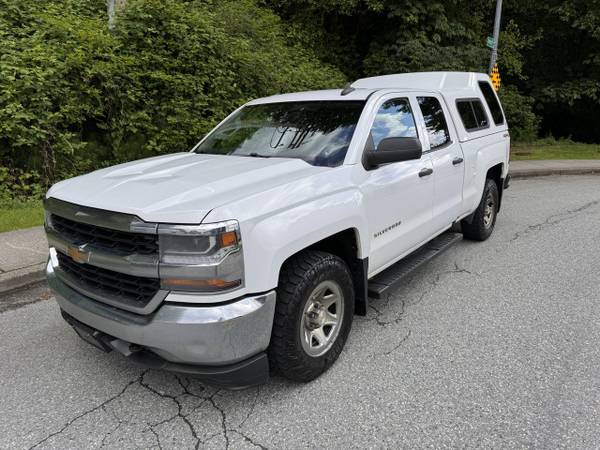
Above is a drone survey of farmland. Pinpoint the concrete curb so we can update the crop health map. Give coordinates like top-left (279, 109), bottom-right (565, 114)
top-left (0, 263), bottom-right (46, 295)
top-left (510, 168), bottom-right (600, 179)
top-left (0, 225), bottom-right (47, 295)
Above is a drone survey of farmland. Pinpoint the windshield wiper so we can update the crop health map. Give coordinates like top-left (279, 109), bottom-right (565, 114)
top-left (246, 152), bottom-right (270, 158)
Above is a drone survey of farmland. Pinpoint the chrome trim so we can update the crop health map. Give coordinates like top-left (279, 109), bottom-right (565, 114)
top-left (49, 248), bottom-right (166, 315)
top-left (44, 197), bottom-right (245, 298)
top-left (46, 228), bottom-right (158, 278)
top-left (159, 249), bottom-right (244, 283)
top-left (48, 260), bottom-right (277, 365)
top-left (157, 220), bottom-right (239, 236)
top-left (44, 197), bottom-right (158, 234)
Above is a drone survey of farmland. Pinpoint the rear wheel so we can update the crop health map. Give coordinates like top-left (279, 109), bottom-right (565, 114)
top-left (269, 250), bottom-right (354, 382)
top-left (461, 178), bottom-right (499, 241)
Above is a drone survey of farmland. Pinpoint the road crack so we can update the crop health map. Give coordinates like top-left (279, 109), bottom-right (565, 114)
top-left (511, 199), bottom-right (600, 242)
top-left (383, 329), bottom-right (412, 355)
top-left (207, 394), bottom-right (230, 449)
top-left (367, 298), bottom-right (405, 327)
top-left (365, 260), bottom-right (478, 357)
top-left (139, 372), bottom-right (204, 449)
top-left (28, 371), bottom-right (148, 450)
top-left (231, 429), bottom-right (270, 449)
top-left (99, 406), bottom-right (124, 448)
top-left (238, 386), bottom-right (260, 428)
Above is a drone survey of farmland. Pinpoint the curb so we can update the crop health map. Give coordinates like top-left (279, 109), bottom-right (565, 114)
top-left (510, 168), bottom-right (600, 179)
top-left (0, 263), bottom-right (46, 296)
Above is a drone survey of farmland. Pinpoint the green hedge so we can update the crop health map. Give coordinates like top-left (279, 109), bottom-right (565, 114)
top-left (0, 0), bottom-right (346, 191)
top-left (1, 0), bottom-right (543, 202)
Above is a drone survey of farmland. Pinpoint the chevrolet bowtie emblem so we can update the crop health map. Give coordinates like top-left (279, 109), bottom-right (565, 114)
top-left (67, 244), bottom-right (90, 264)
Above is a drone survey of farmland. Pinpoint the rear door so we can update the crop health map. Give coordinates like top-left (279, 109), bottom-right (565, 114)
top-left (415, 94), bottom-right (465, 231)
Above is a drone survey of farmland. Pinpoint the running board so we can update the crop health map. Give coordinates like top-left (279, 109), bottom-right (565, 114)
top-left (367, 232), bottom-right (463, 299)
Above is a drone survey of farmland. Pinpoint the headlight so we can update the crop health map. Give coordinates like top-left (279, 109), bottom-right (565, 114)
top-left (158, 220), bottom-right (243, 292)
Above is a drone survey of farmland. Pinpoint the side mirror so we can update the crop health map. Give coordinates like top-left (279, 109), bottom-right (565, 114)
top-left (364, 137), bottom-right (422, 170)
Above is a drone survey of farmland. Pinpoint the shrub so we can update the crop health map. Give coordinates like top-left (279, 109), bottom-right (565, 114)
top-left (498, 85), bottom-right (539, 143)
top-left (0, 0), bottom-right (347, 194)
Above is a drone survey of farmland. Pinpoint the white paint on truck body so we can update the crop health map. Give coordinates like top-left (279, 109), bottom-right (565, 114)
top-left (47, 71), bottom-right (510, 303)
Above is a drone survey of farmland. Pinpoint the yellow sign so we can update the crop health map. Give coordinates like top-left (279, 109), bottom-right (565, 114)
top-left (490, 64), bottom-right (501, 91)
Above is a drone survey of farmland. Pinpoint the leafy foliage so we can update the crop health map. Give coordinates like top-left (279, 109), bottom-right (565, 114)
top-left (267, 0), bottom-right (541, 140)
top-left (0, 0), bottom-right (345, 189)
top-left (1, 0), bottom-right (599, 203)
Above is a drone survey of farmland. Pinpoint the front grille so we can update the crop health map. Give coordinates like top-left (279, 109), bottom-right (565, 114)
top-left (57, 251), bottom-right (160, 307)
top-left (51, 214), bottom-right (157, 255)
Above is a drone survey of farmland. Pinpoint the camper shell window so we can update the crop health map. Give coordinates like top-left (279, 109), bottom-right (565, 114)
top-left (456, 99), bottom-right (490, 132)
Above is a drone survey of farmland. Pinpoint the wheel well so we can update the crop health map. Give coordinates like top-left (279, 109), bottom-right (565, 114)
top-left (486, 163), bottom-right (504, 211)
top-left (282, 229), bottom-right (368, 316)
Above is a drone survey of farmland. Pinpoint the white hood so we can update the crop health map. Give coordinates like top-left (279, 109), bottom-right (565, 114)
top-left (47, 153), bottom-right (325, 223)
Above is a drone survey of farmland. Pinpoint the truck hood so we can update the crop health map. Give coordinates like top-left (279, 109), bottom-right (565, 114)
top-left (47, 153), bottom-right (326, 223)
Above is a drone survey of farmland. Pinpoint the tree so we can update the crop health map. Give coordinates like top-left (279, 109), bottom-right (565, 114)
top-left (107, 0), bottom-right (126, 30)
top-left (0, 0), bottom-right (346, 186)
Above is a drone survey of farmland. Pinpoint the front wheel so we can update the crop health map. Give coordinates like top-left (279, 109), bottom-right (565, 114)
top-left (461, 178), bottom-right (499, 241)
top-left (269, 251), bottom-right (354, 382)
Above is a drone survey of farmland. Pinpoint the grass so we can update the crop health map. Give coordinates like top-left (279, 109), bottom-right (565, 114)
top-left (0, 200), bottom-right (44, 233)
top-left (511, 138), bottom-right (600, 160)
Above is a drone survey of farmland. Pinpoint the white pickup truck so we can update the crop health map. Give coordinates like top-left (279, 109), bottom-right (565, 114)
top-left (44, 72), bottom-right (510, 387)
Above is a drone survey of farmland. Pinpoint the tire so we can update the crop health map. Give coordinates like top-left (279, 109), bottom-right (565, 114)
top-left (269, 250), bottom-right (354, 382)
top-left (461, 178), bottom-right (499, 241)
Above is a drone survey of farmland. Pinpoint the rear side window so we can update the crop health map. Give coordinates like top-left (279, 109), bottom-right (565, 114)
top-left (456, 99), bottom-right (489, 132)
top-left (478, 81), bottom-right (504, 125)
top-left (417, 97), bottom-right (450, 149)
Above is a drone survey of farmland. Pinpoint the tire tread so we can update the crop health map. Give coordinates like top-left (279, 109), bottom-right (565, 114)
top-left (269, 250), bottom-right (354, 381)
top-left (462, 178), bottom-right (499, 241)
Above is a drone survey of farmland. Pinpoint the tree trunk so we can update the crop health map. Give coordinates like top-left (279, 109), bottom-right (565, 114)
top-left (107, 0), bottom-right (126, 30)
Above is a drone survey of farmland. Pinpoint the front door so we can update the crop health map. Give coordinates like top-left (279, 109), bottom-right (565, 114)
top-left (361, 95), bottom-right (436, 275)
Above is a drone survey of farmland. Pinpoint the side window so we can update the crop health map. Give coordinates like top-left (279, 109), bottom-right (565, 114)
top-left (456, 99), bottom-right (489, 132)
top-left (370, 98), bottom-right (417, 149)
top-left (471, 100), bottom-right (489, 128)
top-left (417, 96), bottom-right (450, 149)
top-left (478, 81), bottom-right (504, 125)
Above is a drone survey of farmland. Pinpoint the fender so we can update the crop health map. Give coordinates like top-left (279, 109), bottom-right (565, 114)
top-left (204, 166), bottom-right (370, 297)
top-left (242, 189), bottom-right (369, 294)
top-left (463, 139), bottom-right (506, 214)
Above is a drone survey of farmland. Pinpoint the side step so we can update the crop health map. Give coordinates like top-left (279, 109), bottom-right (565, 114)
top-left (367, 232), bottom-right (463, 299)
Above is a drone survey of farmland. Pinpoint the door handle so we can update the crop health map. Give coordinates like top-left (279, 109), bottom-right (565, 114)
top-left (452, 157), bottom-right (464, 165)
top-left (418, 167), bottom-right (433, 177)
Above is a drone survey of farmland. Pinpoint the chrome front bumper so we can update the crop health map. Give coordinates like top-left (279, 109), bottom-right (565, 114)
top-left (47, 260), bottom-right (276, 367)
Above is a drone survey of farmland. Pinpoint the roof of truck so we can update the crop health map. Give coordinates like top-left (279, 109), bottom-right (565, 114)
top-left (248, 72), bottom-right (491, 105)
top-left (351, 71), bottom-right (491, 95)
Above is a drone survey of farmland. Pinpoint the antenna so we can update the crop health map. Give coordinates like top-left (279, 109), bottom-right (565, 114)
top-left (340, 83), bottom-right (355, 96)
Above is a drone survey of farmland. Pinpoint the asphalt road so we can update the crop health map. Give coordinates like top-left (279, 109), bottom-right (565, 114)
top-left (2, 175), bottom-right (600, 449)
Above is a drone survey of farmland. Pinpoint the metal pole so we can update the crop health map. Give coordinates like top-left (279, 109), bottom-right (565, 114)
top-left (488, 0), bottom-right (502, 73)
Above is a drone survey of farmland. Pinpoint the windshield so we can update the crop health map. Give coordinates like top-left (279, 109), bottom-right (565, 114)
top-left (193, 101), bottom-right (365, 167)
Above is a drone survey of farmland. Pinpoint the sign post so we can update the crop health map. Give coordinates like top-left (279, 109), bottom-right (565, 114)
top-left (488, 0), bottom-right (503, 74)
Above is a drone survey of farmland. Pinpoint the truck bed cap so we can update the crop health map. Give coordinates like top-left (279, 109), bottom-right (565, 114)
top-left (352, 71), bottom-right (490, 95)
top-left (248, 72), bottom-right (492, 105)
